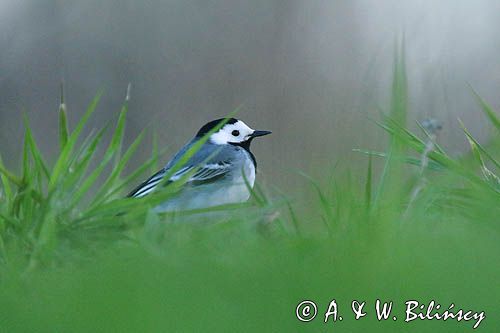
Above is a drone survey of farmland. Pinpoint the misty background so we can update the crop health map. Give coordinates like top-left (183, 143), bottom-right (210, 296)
top-left (1, 0), bottom-right (499, 193)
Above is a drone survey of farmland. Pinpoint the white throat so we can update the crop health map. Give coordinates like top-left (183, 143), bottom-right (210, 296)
top-left (210, 120), bottom-right (254, 145)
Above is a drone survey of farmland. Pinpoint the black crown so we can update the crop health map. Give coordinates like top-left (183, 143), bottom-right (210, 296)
top-left (195, 118), bottom-right (238, 137)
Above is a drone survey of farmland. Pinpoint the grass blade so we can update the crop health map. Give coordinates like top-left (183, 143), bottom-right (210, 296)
top-left (63, 127), bottom-right (108, 195)
top-left (0, 154), bottom-right (22, 189)
top-left (460, 120), bottom-right (500, 189)
top-left (471, 88), bottom-right (500, 131)
top-left (59, 82), bottom-right (69, 152)
top-left (49, 92), bottom-right (102, 191)
top-left (365, 155), bottom-right (372, 211)
top-left (23, 116), bottom-right (50, 182)
top-left (374, 41), bottom-right (408, 207)
top-left (90, 130), bottom-right (146, 206)
top-left (459, 119), bottom-right (500, 170)
top-left (99, 146), bottom-right (168, 203)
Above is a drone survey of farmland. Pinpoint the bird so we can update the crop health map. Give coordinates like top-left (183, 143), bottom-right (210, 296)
top-left (127, 118), bottom-right (271, 212)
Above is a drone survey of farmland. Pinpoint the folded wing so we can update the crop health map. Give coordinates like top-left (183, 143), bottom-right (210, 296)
top-left (127, 162), bottom-right (231, 198)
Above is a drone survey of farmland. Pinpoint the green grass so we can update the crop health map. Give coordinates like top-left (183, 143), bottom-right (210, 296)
top-left (0, 50), bottom-right (499, 332)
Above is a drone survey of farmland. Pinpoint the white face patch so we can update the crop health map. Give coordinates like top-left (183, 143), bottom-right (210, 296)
top-left (210, 120), bottom-right (255, 145)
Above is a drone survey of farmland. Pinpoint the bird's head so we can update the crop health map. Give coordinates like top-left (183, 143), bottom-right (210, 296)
top-left (196, 118), bottom-right (271, 147)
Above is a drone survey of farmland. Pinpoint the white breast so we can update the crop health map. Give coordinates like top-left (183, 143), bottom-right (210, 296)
top-left (224, 152), bottom-right (255, 203)
top-left (242, 154), bottom-right (256, 188)
top-left (155, 148), bottom-right (257, 212)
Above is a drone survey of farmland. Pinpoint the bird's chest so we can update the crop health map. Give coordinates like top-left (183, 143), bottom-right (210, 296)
top-left (219, 149), bottom-right (255, 203)
top-left (233, 149), bottom-right (256, 187)
top-left (158, 148), bottom-right (257, 211)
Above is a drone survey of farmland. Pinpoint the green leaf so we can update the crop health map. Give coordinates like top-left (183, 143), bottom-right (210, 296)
top-left (352, 149), bottom-right (445, 171)
top-left (113, 87), bottom-right (131, 167)
top-left (59, 83), bottom-right (69, 152)
top-left (380, 116), bottom-right (497, 194)
top-left (78, 185), bottom-right (180, 222)
top-left (298, 171), bottom-right (333, 235)
top-left (365, 155), bottom-right (372, 210)
top-left (22, 128), bottom-right (30, 185)
top-left (0, 154), bottom-right (20, 197)
top-left (23, 116), bottom-right (50, 185)
top-left (68, 107), bottom-right (130, 207)
top-left (99, 146), bottom-right (167, 203)
top-left (416, 120), bottom-right (446, 154)
top-left (49, 92), bottom-right (102, 192)
top-left (460, 120), bottom-right (500, 189)
top-left (471, 88), bottom-right (500, 131)
top-left (151, 130), bottom-right (159, 173)
top-left (90, 130), bottom-right (146, 206)
top-left (28, 210), bottom-right (58, 271)
top-left (374, 41), bottom-right (409, 207)
top-left (63, 126), bottom-right (108, 195)
top-left (241, 168), bottom-right (265, 206)
top-left (459, 119), bottom-right (500, 170)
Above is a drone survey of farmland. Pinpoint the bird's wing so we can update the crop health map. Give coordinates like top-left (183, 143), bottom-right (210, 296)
top-left (170, 161), bottom-right (231, 185)
top-left (127, 141), bottom-right (238, 198)
top-left (127, 162), bottom-right (232, 198)
top-left (126, 168), bottom-right (169, 198)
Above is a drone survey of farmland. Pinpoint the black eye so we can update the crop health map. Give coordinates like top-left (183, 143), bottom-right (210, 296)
top-left (231, 130), bottom-right (240, 137)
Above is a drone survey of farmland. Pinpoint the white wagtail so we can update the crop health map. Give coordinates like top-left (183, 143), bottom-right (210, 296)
top-left (127, 118), bottom-right (271, 211)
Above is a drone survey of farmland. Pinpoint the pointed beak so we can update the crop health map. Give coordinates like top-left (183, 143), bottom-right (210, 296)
top-left (250, 130), bottom-right (272, 138)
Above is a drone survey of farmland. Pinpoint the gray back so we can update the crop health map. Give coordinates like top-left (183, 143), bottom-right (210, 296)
top-left (164, 138), bottom-right (244, 171)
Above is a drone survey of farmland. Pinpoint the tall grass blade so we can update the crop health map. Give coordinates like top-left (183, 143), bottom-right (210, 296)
top-left (59, 82), bottom-right (69, 152)
top-left (298, 171), bottom-right (333, 234)
top-left (459, 120), bottom-right (500, 170)
top-left (471, 88), bottom-right (500, 131)
top-left (49, 92), bottom-right (102, 191)
top-left (90, 130), bottom-right (146, 206)
top-left (365, 155), bottom-right (372, 211)
top-left (374, 41), bottom-right (408, 208)
top-left (23, 116), bottom-right (50, 182)
top-left (63, 127), bottom-right (107, 192)
top-left (353, 148), bottom-right (444, 171)
top-left (28, 211), bottom-right (57, 272)
top-left (0, 154), bottom-right (20, 195)
top-left (113, 85), bottom-right (130, 167)
top-left (460, 120), bottom-right (500, 189)
top-left (100, 147), bottom-right (167, 203)
top-left (242, 170), bottom-right (265, 206)
top-left (151, 130), bottom-right (159, 173)
top-left (68, 105), bottom-right (130, 205)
